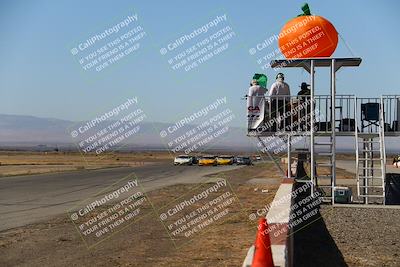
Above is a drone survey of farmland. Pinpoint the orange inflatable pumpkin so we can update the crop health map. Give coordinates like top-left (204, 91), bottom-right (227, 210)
top-left (278, 6), bottom-right (338, 59)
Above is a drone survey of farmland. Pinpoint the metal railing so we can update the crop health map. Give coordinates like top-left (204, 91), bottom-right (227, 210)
top-left (247, 95), bottom-right (400, 135)
top-left (356, 95), bottom-right (400, 133)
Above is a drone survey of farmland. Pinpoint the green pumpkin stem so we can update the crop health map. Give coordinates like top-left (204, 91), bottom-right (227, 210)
top-left (297, 3), bottom-right (311, 17)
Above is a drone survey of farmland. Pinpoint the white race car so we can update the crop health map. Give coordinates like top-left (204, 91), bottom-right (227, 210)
top-left (174, 155), bottom-right (193, 165)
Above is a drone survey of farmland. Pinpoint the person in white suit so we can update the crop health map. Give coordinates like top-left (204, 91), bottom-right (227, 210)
top-left (247, 79), bottom-right (267, 129)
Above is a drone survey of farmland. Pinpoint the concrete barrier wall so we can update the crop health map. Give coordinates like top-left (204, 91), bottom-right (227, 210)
top-left (243, 178), bottom-right (295, 267)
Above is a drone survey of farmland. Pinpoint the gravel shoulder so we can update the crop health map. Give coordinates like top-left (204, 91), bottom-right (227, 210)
top-left (294, 205), bottom-right (400, 267)
top-left (321, 206), bottom-right (400, 267)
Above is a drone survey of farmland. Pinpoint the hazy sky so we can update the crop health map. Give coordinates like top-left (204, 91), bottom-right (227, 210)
top-left (0, 0), bottom-right (399, 127)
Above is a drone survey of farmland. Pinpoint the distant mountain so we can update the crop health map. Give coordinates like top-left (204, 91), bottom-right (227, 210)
top-left (1, 114), bottom-right (398, 153)
top-left (0, 114), bottom-right (256, 151)
top-left (0, 114), bottom-right (73, 144)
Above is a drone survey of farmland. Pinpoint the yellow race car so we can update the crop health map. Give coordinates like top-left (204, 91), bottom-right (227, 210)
top-left (198, 155), bottom-right (218, 166)
top-left (217, 155), bottom-right (234, 165)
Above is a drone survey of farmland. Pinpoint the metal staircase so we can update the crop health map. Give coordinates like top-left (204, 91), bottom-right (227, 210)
top-left (314, 136), bottom-right (335, 202)
top-left (311, 93), bottom-right (338, 204)
top-left (355, 97), bottom-right (386, 204)
top-left (312, 107), bottom-right (341, 203)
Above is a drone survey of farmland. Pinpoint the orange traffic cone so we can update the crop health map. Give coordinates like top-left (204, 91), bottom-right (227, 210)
top-left (252, 218), bottom-right (274, 267)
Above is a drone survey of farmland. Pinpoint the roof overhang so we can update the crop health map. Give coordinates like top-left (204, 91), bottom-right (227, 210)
top-left (270, 57), bottom-right (362, 73)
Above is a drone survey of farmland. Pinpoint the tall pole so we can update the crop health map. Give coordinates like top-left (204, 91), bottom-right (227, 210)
top-left (310, 60), bottom-right (315, 196)
top-left (331, 58), bottom-right (336, 205)
top-left (287, 134), bottom-right (291, 178)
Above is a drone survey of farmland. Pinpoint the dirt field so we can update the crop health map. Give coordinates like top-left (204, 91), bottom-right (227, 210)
top-left (0, 150), bottom-right (356, 178)
top-left (322, 207), bottom-right (400, 267)
top-left (294, 206), bottom-right (400, 267)
top-left (0, 151), bottom-right (365, 266)
top-left (289, 175), bottom-right (400, 267)
top-left (0, 162), bottom-right (280, 267)
top-left (0, 151), bottom-right (172, 176)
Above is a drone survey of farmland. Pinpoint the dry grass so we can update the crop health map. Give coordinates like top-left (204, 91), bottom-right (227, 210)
top-left (0, 151), bottom-right (172, 176)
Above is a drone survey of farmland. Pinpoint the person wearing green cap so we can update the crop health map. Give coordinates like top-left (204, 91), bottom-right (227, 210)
top-left (247, 79), bottom-right (267, 112)
top-left (252, 73), bottom-right (268, 88)
top-left (247, 78), bottom-right (267, 129)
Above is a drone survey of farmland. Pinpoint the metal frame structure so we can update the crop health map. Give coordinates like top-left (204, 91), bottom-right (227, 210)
top-left (248, 57), bottom-right (399, 205)
top-left (271, 58), bottom-right (362, 204)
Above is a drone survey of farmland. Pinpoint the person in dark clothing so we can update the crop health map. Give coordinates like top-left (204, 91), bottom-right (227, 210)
top-left (297, 82), bottom-right (311, 131)
top-left (297, 82), bottom-right (311, 96)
